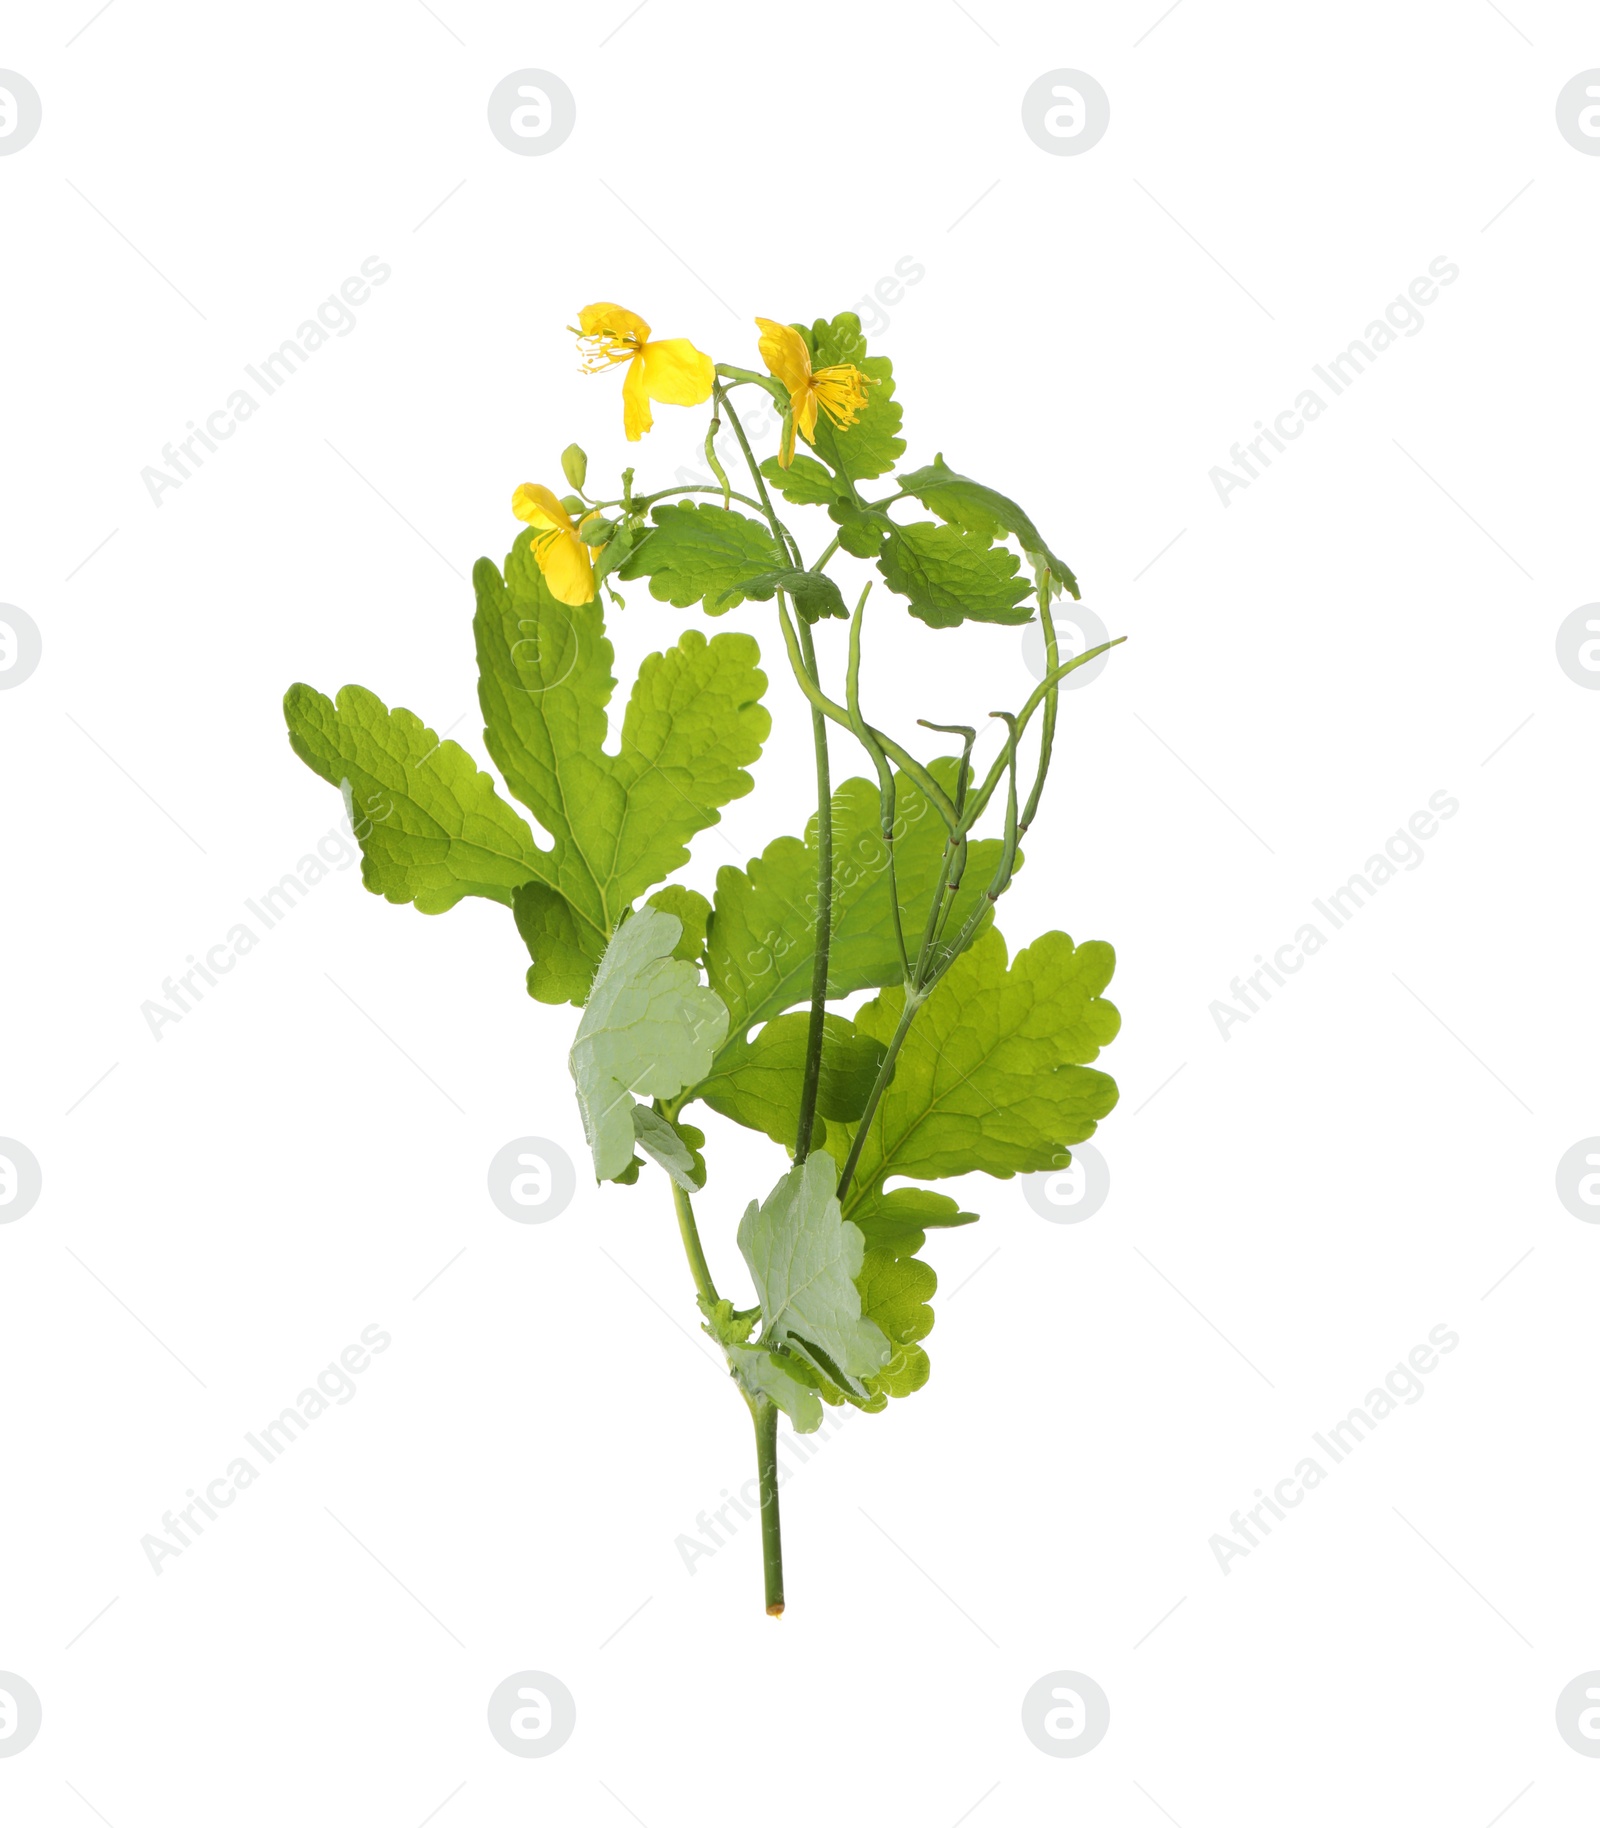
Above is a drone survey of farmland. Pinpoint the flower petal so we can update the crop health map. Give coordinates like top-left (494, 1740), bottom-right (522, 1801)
top-left (639, 337), bottom-right (714, 406)
top-left (512, 482), bottom-right (574, 533)
top-left (621, 351), bottom-right (654, 440)
top-left (755, 317), bottom-right (811, 395)
top-left (535, 528), bottom-right (596, 606)
top-left (791, 384), bottom-right (820, 448)
top-left (577, 301), bottom-right (652, 345)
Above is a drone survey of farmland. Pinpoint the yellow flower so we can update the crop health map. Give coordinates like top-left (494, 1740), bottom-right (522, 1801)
top-left (573, 302), bottom-right (714, 441)
top-left (755, 317), bottom-right (873, 467)
top-left (511, 482), bottom-right (601, 606)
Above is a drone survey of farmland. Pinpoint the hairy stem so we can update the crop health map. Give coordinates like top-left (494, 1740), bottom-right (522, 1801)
top-left (753, 1397), bottom-right (785, 1615)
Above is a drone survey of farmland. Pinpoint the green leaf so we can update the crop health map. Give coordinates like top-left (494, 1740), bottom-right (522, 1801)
top-left (568, 905), bottom-right (730, 1183)
top-left (857, 1248), bottom-right (936, 1401)
top-left (877, 521), bottom-right (1034, 629)
top-left (647, 885), bottom-right (711, 964)
top-left (715, 568), bottom-right (849, 624)
top-left (615, 502), bottom-right (783, 612)
top-left (795, 313), bottom-right (906, 484)
top-left (737, 1153), bottom-right (892, 1397)
top-left (700, 1295), bottom-right (823, 1429)
top-left (808, 1242), bottom-right (939, 1412)
top-left (849, 1186), bottom-right (978, 1257)
top-left (897, 453), bottom-right (1080, 600)
top-left (724, 1343), bottom-right (823, 1432)
top-left (828, 502), bottom-right (893, 558)
top-left (759, 453), bottom-right (843, 507)
top-left (477, 532), bottom-right (769, 1000)
top-left (630, 1104), bottom-right (702, 1191)
top-left (284, 684), bottom-right (544, 915)
top-left (695, 1011), bottom-right (886, 1150)
top-left (828, 927), bottom-right (1120, 1216)
top-left (697, 758), bottom-right (1007, 1061)
top-left (513, 881), bottom-right (598, 1004)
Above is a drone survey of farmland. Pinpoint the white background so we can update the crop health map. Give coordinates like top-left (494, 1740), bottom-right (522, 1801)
top-left (3, 0), bottom-right (1598, 1821)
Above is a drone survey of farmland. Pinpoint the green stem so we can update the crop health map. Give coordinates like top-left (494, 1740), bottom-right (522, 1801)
top-left (835, 988), bottom-right (925, 1203)
top-left (716, 385), bottom-right (833, 1160)
top-left (1018, 586), bottom-right (1059, 837)
top-left (847, 584), bottom-right (908, 980)
top-left (670, 1177), bottom-right (719, 1307)
top-left (753, 1397), bottom-right (785, 1615)
top-left (769, 596), bottom-right (958, 832)
top-left (793, 617), bottom-right (832, 1161)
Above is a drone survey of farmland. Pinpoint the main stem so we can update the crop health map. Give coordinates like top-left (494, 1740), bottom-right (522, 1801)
top-left (716, 384), bottom-right (833, 1164)
top-left (753, 1396), bottom-right (784, 1615)
top-left (793, 617), bottom-right (832, 1161)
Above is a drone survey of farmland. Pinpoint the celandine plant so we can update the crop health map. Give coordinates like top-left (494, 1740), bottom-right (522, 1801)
top-left (284, 301), bottom-right (1123, 1615)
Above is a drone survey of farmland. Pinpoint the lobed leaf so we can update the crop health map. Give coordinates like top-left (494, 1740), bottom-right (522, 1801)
top-left (737, 1153), bottom-right (891, 1397)
top-left (477, 532), bottom-right (770, 1000)
top-left (897, 453), bottom-right (1080, 600)
top-left (568, 906), bottom-right (729, 1183)
top-left (616, 502), bottom-right (783, 613)
top-left (828, 926), bottom-right (1120, 1212)
top-left (876, 520), bottom-right (1034, 629)
top-left (283, 684), bottom-right (543, 914)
